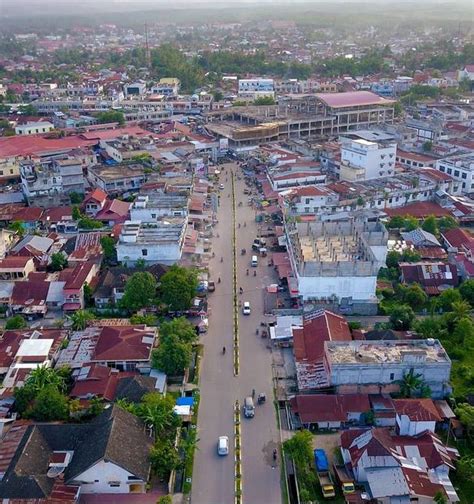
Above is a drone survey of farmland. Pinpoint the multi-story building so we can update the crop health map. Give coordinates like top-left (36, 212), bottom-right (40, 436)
top-left (324, 339), bottom-right (452, 399)
top-left (436, 153), bottom-right (474, 194)
top-left (88, 164), bottom-right (146, 195)
top-left (117, 220), bottom-right (187, 266)
top-left (238, 78), bottom-right (275, 99)
top-left (130, 193), bottom-right (188, 222)
top-left (151, 78), bottom-right (180, 96)
top-left (124, 81), bottom-right (147, 96)
top-left (14, 121), bottom-right (54, 136)
top-left (286, 218), bottom-right (388, 312)
top-left (339, 138), bottom-right (397, 182)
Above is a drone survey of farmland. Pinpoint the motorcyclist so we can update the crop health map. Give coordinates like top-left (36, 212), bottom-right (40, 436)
top-left (222, 346), bottom-right (226, 354)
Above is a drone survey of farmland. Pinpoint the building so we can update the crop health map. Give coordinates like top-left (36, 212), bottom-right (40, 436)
top-left (393, 398), bottom-right (442, 436)
top-left (340, 428), bottom-right (459, 502)
top-left (286, 218), bottom-right (388, 311)
top-left (282, 185), bottom-right (339, 216)
top-left (130, 192), bottom-right (188, 222)
top-left (436, 153), bottom-right (474, 194)
top-left (151, 78), bottom-right (180, 96)
top-left (14, 121), bottom-right (54, 135)
top-left (400, 262), bottom-right (458, 294)
top-left (117, 220), bottom-right (186, 265)
top-left (238, 78), bottom-right (275, 99)
top-left (339, 138), bottom-right (397, 182)
top-left (0, 406), bottom-right (152, 499)
top-left (124, 81), bottom-right (147, 96)
top-left (324, 339), bottom-right (452, 398)
top-left (88, 164), bottom-right (146, 195)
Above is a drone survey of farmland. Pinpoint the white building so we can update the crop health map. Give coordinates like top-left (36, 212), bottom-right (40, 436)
top-left (15, 121), bottom-right (54, 135)
top-left (130, 193), bottom-right (188, 222)
top-left (151, 78), bottom-right (180, 96)
top-left (394, 399), bottom-right (441, 436)
top-left (124, 81), bottom-right (147, 96)
top-left (238, 78), bottom-right (275, 99)
top-left (117, 220), bottom-right (186, 266)
top-left (340, 139), bottom-right (397, 182)
top-left (286, 219), bottom-right (388, 310)
top-left (436, 153), bottom-right (474, 194)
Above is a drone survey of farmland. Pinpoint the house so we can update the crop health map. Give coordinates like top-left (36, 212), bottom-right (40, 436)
top-left (67, 232), bottom-right (103, 265)
top-left (95, 198), bottom-right (131, 226)
top-left (10, 234), bottom-right (54, 268)
top-left (399, 262), bottom-right (458, 294)
top-left (0, 406), bottom-right (152, 499)
top-left (10, 279), bottom-right (50, 317)
top-left (0, 256), bottom-right (35, 280)
top-left (401, 228), bottom-right (441, 248)
top-left (60, 261), bottom-right (99, 312)
top-left (88, 164), bottom-right (146, 195)
top-left (289, 393), bottom-right (370, 429)
top-left (340, 427), bottom-right (459, 502)
top-left (83, 188), bottom-right (108, 216)
top-left (393, 398), bottom-right (442, 436)
top-left (441, 227), bottom-right (474, 255)
top-left (15, 120), bottom-right (54, 135)
top-left (293, 309), bottom-right (352, 391)
top-left (369, 394), bottom-right (396, 427)
top-left (70, 364), bottom-right (121, 401)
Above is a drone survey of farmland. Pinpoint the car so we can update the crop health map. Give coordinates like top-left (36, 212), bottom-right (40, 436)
top-left (217, 436), bottom-right (229, 456)
top-left (208, 280), bottom-right (216, 292)
top-left (219, 184), bottom-right (225, 190)
top-left (242, 301), bottom-right (251, 315)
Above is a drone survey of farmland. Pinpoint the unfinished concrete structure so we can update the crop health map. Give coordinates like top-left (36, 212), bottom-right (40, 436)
top-left (205, 91), bottom-right (395, 148)
top-left (286, 218), bottom-right (388, 312)
top-left (324, 339), bottom-right (452, 398)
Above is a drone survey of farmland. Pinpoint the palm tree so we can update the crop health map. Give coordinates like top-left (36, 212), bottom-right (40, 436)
top-left (399, 369), bottom-right (424, 398)
top-left (451, 300), bottom-right (471, 324)
top-left (69, 310), bottom-right (95, 331)
top-left (26, 365), bottom-right (66, 393)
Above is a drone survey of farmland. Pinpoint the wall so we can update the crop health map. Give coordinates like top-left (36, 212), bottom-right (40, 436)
top-left (297, 274), bottom-right (377, 302)
top-left (73, 459), bottom-right (146, 494)
top-left (396, 414), bottom-right (436, 436)
top-left (117, 241), bottom-right (182, 265)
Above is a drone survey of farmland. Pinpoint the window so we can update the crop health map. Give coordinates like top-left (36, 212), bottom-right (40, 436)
top-left (305, 198), bottom-right (310, 204)
top-left (462, 173), bottom-right (467, 179)
top-left (447, 168), bottom-right (452, 175)
top-left (142, 249), bottom-right (148, 256)
top-left (439, 165), bottom-right (445, 172)
top-left (390, 373), bottom-right (395, 381)
top-left (108, 481), bottom-right (121, 487)
top-left (151, 213), bottom-right (156, 218)
top-left (454, 170), bottom-right (460, 177)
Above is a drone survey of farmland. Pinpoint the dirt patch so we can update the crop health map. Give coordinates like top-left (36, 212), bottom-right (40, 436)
top-left (311, 432), bottom-right (342, 467)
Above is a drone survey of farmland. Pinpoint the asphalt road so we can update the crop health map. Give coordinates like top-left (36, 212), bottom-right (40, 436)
top-left (192, 164), bottom-right (282, 504)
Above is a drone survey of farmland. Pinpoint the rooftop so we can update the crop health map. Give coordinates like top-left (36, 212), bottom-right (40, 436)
top-left (315, 91), bottom-right (396, 109)
top-left (326, 339), bottom-right (450, 365)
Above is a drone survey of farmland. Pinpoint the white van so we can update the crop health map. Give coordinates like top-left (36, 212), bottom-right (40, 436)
top-left (251, 255), bottom-right (258, 267)
top-left (243, 397), bottom-right (255, 418)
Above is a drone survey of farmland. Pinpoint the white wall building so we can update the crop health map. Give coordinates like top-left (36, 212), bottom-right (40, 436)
top-left (15, 121), bottom-right (54, 135)
top-left (340, 139), bottom-right (397, 182)
top-left (436, 153), bottom-right (474, 194)
top-left (238, 78), bottom-right (275, 99)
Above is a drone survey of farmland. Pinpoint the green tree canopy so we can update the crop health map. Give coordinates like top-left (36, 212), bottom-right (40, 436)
top-left (421, 215), bottom-right (438, 236)
top-left (69, 309), bottom-right (95, 331)
top-left (283, 430), bottom-right (313, 467)
top-left (459, 279), bottom-right (474, 306)
top-left (160, 317), bottom-right (197, 344)
top-left (5, 315), bottom-right (26, 330)
top-left (397, 283), bottom-right (428, 311)
top-left (438, 288), bottom-right (462, 312)
top-left (159, 265), bottom-right (198, 312)
top-left (121, 271), bottom-right (157, 311)
top-left (27, 385), bottom-right (69, 421)
top-left (152, 334), bottom-right (192, 376)
top-left (100, 236), bottom-right (116, 265)
top-left (456, 403), bottom-right (474, 439)
top-left (389, 304), bottom-right (415, 330)
top-left (96, 110), bottom-right (125, 125)
top-left (49, 252), bottom-right (68, 272)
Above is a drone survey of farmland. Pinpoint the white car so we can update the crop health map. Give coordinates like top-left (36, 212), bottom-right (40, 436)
top-left (219, 183), bottom-right (225, 190)
top-left (217, 436), bottom-right (229, 456)
top-left (242, 301), bottom-right (251, 315)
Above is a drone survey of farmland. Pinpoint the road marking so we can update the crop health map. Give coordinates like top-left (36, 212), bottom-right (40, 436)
top-left (234, 400), bottom-right (242, 504)
top-left (232, 170), bottom-right (240, 376)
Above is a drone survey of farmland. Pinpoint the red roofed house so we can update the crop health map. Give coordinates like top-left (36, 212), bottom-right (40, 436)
top-left (400, 261), bottom-right (458, 295)
top-left (60, 261), bottom-right (99, 311)
top-left (90, 325), bottom-right (157, 372)
top-left (393, 398), bottom-right (442, 436)
top-left (282, 185), bottom-right (339, 215)
top-left (341, 427), bottom-right (459, 502)
top-left (293, 310), bottom-right (352, 391)
top-left (0, 256), bottom-right (35, 280)
top-left (83, 188), bottom-right (108, 216)
top-left (10, 279), bottom-right (50, 317)
top-left (290, 393), bottom-right (370, 429)
top-left (70, 364), bottom-right (120, 401)
top-left (94, 199), bottom-right (131, 226)
top-left (441, 227), bottom-right (474, 255)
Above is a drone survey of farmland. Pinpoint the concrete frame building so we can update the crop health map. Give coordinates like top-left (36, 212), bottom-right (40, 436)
top-left (324, 339), bottom-right (452, 399)
top-left (130, 193), bottom-right (188, 222)
top-left (436, 153), bottom-right (474, 194)
top-left (286, 218), bottom-right (388, 312)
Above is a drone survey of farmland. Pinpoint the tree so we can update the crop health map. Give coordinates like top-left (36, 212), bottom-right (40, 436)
top-left (387, 215), bottom-right (405, 229)
top-left (437, 216), bottom-right (458, 233)
top-left (49, 252), bottom-right (68, 271)
top-left (452, 317), bottom-right (474, 346)
top-left (137, 393), bottom-right (180, 440)
top-left (455, 403), bottom-right (474, 439)
top-left (100, 235), bottom-right (116, 265)
top-left (422, 141), bottom-right (433, 152)
top-left (400, 283), bottom-right (428, 311)
top-left (121, 271), bottom-right (157, 311)
top-left (150, 442), bottom-right (181, 478)
top-left (159, 265), bottom-right (198, 312)
top-left (389, 304), bottom-right (415, 330)
top-left (72, 206), bottom-right (82, 220)
top-left (404, 216), bottom-right (419, 231)
top-left (96, 110), bottom-right (125, 125)
top-left (421, 215), bottom-right (438, 236)
top-left (78, 215), bottom-right (103, 229)
top-left (27, 385), bottom-right (69, 421)
top-left (451, 300), bottom-right (472, 324)
top-left (26, 364), bottom-right (67, 393)
top-left (69, 191), bottom-right (83, 205)
top-left (5, 315), bottom-right (26, 330)
top-left (158, 497), bottom-right (173, 504)
top-left (212, 90), bottom-right (223, 102)
top-left (152, 334), bottom-right (192, 376)
top-left (393, 102), bottom-right (403, 117)
top-left (415, 317), bottom-right (447, 339)
top-left (438, 288), bottom-right (462, 312)
top-left (253, 96), bottom-right (275, 106)
top-left (130, 313), bottom-right (157, 325)
top-left (459, 279), bottom-right (474, 306)
top-left (433, 491), bottom-right (447, 504)
top-left (8, 220), bottom-right (25, 237)
top-left (160, 317), bottom-right (197, 344)
top-left (400, 369), bottom-right (424, 398)
top-left (83, 283), bottom-right (93, 307)
top-left (283, 430), bottom-right (313, 467)
top-left (70, 309), bottom-right (95, 330)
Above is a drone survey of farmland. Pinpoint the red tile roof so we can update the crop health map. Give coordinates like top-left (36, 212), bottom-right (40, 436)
top-left (12, 207), bottom-right (44, 222)
top-left (442, 228), bottom-right (474, 250)
top-left (385, 202), bottom-right (453, 218)
top-left (63, 261), bottom-right (96, 290)
top-left (316, 91), bottom-right (395, 108)
top-left (0, 134), bottom-right (96, 158)
top-left (95, 199), bottom-right (131, 222)
top-left (393, 398), bottom-right (442, 422)
top-left (294, 310), bottom-right (351, 363)
top-left (0, 256), bottom-right (33, 269)
top-left (70, 364), bottom-right (120, 401)
top-left (11, 280), bottom-right (49, 306)
top-left (41, 206), bottom-right (73, 223)
top-left (84, 188), bottom-right (108, 205)
top-left (92, 325), bottom-right (155, 362)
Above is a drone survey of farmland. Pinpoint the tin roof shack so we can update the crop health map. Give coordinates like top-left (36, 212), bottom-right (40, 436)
top-left (286, 218), bottom-right (388, 313)
top-left (324, 339), bottom-right (451, 399)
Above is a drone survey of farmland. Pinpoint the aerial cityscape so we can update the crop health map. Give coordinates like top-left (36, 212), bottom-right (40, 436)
top-left (0, 0), bottom-right (473, 503)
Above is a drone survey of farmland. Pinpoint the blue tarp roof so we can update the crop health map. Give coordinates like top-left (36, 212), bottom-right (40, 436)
top-left (176, 397), bottom-right (194, 406)
top-left (314, 449), bottom-right (329, 471)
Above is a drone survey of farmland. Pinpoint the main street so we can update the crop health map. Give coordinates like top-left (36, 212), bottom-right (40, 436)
top-left (192, 164), bottom-right (282, 504)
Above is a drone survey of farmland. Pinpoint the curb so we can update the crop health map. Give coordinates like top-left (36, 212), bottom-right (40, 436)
top-left (234, 399), bottom-right (242, 504)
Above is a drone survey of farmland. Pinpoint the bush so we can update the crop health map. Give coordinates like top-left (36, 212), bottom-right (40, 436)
top-left (5, 315), bottom-right (26, 330)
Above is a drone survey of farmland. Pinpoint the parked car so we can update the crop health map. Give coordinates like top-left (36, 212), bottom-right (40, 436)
top-left (243, 396), bottom-right (255, 418)
top-left (242, 301), bottom-right (251, 315)
top-left (208, 280), bottom-right (216, 292)
top-left (217, 436), bottom-right (229, 456)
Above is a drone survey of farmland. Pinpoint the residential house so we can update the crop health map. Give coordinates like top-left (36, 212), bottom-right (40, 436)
top-left (399, 262), bottom-right (458, 294)
top-left (289, 393), bottom-right (370, 429)
top-left (60, 261), bottom-right (99, 312)
top-left (340, 428), bottom-right (459, 502)
top-left (94, 199), bottom-right (131, 226)
top-left (10, 234), bottom-right (54, 269)
top-left (10, 279), bottom-right (50, 318)
top-left (83, 188), bottom-right (108, 216)
top-left (293, 309), bottom-right (352, 391)
top-left (88, 164), bottom-right (146, 195)
top-left (369, 394), bottom-right (396, 427)
top-left (0, 406), bottom-right (152, 499)
top-left (0, 256), bottom-right (35, 280)
top-left (393, 398), bottom-right (442, 436)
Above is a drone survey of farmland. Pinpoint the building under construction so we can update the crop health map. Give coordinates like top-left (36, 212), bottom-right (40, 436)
top-left (205, 91), bottom-right (395, 148)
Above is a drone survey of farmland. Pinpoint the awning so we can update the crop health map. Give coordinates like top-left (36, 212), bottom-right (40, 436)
top-left (63, 302), bottom-right (82, 311)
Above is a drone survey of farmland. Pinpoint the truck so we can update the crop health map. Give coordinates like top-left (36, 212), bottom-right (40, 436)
top-left (314, 449), bottom-right (336, 498)
top-left (333, 464), bottom-right (355, 494)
